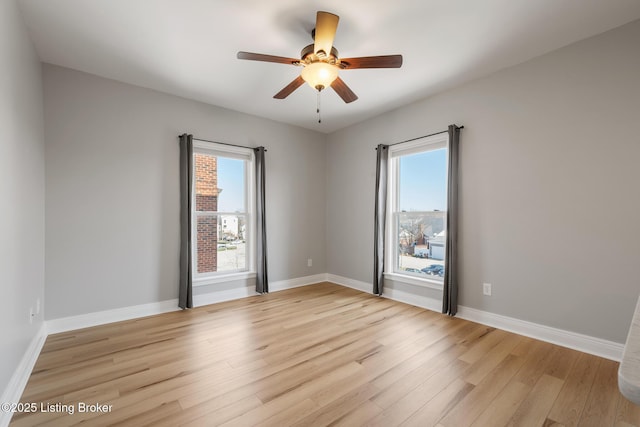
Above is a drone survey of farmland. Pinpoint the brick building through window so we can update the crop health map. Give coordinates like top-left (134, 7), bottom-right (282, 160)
top-left (195, 153), bottom-right (220, 273)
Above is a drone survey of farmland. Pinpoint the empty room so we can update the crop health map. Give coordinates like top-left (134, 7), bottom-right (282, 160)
top-left (2, 0), bottom-right (640, 426)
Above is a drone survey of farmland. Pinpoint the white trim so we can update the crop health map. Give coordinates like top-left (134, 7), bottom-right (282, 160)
top-left (383, 287), bottom-right (442, 312)
top-left (46, 299), bottom-right (180, 335)
top-left (384, 272), bottom-right (443, 290)
top-left (194, 271), bottom-right (256, 287)
top-left (269, 274), bottom-right (329, 292)
top-left (325, 274), bottom-right (623, 361)
top-left (193, 139), bottom-right (253, 160)
top-left (0, 323), bottom-right (47, 427)
top-left (326, 274), bottom-right (371, 293)
top-left (456, 306), bottom-right (624, 361)
top-left (191, 274), bottom-right (329, 307)
top-left (389, 132), bottom-right (448, 157)
top-left (193, 286), bottom-right (257, 307)
top-left (326, 273), bottom-right (442, 311)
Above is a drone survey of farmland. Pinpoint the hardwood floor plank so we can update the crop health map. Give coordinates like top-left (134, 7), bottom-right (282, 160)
top-left (253, 342), bottom-right (382, 404)
top-left (579, 358), bottom-right (622, 426)
top-left (512, 340), bottom-right (561, 387)
top-left (182, 395), bottom-right (263, 427)
top-left (219, 392), bottom-right (320, 427)
top-left (291, 383), bottom-right (381, 427)
top-left (470, 380), bottom-right (530, 427)
top-left (547, 352), bottom-right (601, 427)
top-left (329, 400), bottom-right (383, 427)
top-left (160, 388), bottom-right (262, 426)
top-left (371, 351), bottom-right (468, 411)
top-left (616, 396), bottom-right (640, 426)
top-left (462, 332), bottom-right (523, 385)
top-left (370, 333), bottom-right (461, 392)
top-left (368, 359), bottom-right (469, 426)
top-left (506, 374), bottom-right (565, 427)
top-left (438, 353), bottom-right (527, 426)
top-left (457, 328), bottom-right (506, 364)
top-left (254, 398), bottom-right (320, 427)
top-left (544, 346), bottom-right (580, 381)
top-left (400, 378), bottom-right (474, 427)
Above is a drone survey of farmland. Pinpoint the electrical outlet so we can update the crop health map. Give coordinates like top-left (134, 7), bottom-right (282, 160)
top-left (36, 298), bottom-right (41, 314)
top-left (307, 258), bottom-right (313, 267)
top-left (483, 283), bottom-right (492, 296)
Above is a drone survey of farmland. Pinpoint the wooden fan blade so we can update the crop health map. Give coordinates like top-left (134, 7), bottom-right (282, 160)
top-left (340, 55), bottom-right (403, 69)
top-left (274, 76), bottom-right (305, 99)
top-left (330, 77), bottom-right (358, 103)
top-left (314, 11), bottom-right (339, 57)
top-left (237, 51), bottom-right (299, 65)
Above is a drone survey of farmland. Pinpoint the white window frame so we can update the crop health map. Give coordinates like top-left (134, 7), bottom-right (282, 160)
top-left (384, 132), bottom-right (449, 290)
top-left (191, 139), bottom-right (256, 286)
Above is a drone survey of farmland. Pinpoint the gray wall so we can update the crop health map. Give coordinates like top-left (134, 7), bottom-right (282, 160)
top-left (44, 65), bottom-right (326, 319)
top-left (0, 0), bottom-right (45, 394)
top-left (326, 20), bottom-right (640, 343)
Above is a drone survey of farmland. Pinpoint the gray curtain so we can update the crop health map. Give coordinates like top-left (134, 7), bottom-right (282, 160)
top-left (179, 134), bottom-right (194, 309)
top-left (442, 125), bottom-right (461, 315)
top-left (255, 147), bottom-right (269, 294)
top-left (373, 144), bottom-right (389, 295)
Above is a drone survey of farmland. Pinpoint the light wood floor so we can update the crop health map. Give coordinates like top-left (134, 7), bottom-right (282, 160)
top-left (11, 282), bottom-right (640, 426)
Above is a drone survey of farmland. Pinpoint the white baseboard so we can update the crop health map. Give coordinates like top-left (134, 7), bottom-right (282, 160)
top-left (456, 306), bottom-right (624, 361)
top-left (325, 274), bottom-right (623, 361)
top-left (193, 286), bottom-right (257, 307)
top-left (383, 287), bottom-right (442, 313)
top-left (0, 323), bottom-right (47, 427)
top-left (269, 273), bottom-right (329, 292)
top-left (326, 274), bottom-right (370, 293)
top-left (194, 273), bottom-right (328, 306)
top-left (326, 274), bottom-right (442, 312)
top-left (46, 299), bottom-right (180, 335)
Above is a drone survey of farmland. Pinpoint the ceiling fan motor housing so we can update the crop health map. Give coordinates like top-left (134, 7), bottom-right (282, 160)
top-left (300, 44), bottom-right (341, 66)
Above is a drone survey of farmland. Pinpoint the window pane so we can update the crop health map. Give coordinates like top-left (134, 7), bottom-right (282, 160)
top-left (196, 214), bottom-right (218, 274)
top-left (396, 210), bottom-right (446, 279)
top-left (399, 148), bottom-right (447, 211)
top-left (196, 214), bottom-right (247, 274)
top-left (218, 157), bottom-right (246, 213)
top-left (217, 215), bottom-right (247, 272)
top-left (194, 153), bottom-right (246, 213)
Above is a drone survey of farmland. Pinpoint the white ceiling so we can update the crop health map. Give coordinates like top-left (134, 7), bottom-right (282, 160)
top-left (18, 0), bottom-right (640, 133)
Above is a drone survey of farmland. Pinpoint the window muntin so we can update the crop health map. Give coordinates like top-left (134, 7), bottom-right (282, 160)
top-left (388, 134), bottom-right (448, 284)
top-left (192, 141), bottom-right (254, 281)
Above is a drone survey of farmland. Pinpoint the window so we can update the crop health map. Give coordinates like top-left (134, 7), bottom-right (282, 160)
top-left (386, 133), bottom-right (449, 286)
top-left (192, 140), bottom-right (255, 283)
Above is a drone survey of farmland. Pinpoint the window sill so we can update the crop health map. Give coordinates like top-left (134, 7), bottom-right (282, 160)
top-left (384, 272), bottom-right (443, 290)
top-left (194, 271), bottom-right (256, 287)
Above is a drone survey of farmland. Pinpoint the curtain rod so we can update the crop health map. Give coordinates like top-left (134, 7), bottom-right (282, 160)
top-left (376, 125), bottom-right (464, 149)
top-left (180, 134), bottom-right (267, 151)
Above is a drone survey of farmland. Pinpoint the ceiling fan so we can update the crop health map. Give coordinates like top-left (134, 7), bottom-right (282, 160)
top-left (237, 11), bottom-right (403, 104)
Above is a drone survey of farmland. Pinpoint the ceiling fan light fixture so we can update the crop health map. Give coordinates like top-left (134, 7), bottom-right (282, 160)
top-left (301, 62), bottom-right (339, 91)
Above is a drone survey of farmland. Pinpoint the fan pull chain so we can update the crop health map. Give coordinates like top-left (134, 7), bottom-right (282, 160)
top-left (317, 91), bottom-right (322, 124)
